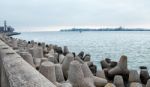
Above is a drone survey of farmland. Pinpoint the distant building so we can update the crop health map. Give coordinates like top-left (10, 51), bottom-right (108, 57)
top-left (0, 20), bottom-right (14, 32)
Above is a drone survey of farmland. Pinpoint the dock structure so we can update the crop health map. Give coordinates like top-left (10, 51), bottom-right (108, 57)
top-left (0, 35), bottom-right (56, 87)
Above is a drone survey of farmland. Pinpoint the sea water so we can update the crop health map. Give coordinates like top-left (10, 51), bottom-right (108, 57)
top-left (14, 31), bottom-right (150, 71)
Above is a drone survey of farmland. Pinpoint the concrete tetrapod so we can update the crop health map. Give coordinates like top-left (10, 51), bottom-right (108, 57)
top-left (100, 59), bottom-right (110, 69)
top-left (11, 38), bottom-right (18, 49)
top-left (93, 76), bottom-right (108, 87)
top-left (59, 54), bottom-right (65, 64)
top-left (34, 47), bottom-right (44, 58)
top-left (139, 66), bottom-right (150, 84)
top-left (33, 58), bottom-right (41, 69)
top-left (20, 52), bottom-right (35, 67)
top-left (108, 55), bottom-right (129, 80)
top-left (105, 83), bottom-right (116, 87)
top-left (129, 70), bottom-right (141, 83)
top-left (96, 70), bottom-right (106, 79)
top-left (68, 61), bottom-right (84, 87)
top-left (64, 46), bottom-right (69, 55)
top-left (113, 75), bottom-right (125, 87)
top-left (61, 82), bottom-right (72, 87)
top-left (39, 61), bottom-right (56, 83)
top-left (62, 53), bottom-right (74, 80)
top-left (146, 79), bottom-right (150, 87)
top-left (74, 56), bottom-right (84, 64)
top-left (81, 62), bottom-right (93, 78)
top-left (53, 53), bottom-right (59, 63)
top-left (83, 54), bottom-right (91, 62)
top-left (40, 58), bottom-right (48, 64)
top-left (29, 47), bottom-right (43, 58)
top-left (78, 51), bottom-right (84, 60)
top-left (55, 64), bottom-right (65, 82)
top-left (81, 63), bottom-right (107, 87)
top-left (47, 54), bottom-right (55, 63)
top-left (130, 82), bottom-right (143, 87)
top-left (81, 78), bottom-right (95, 87)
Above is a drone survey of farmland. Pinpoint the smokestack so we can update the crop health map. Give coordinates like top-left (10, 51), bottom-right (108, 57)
top-left (4, 20), bottom-right (7, 32)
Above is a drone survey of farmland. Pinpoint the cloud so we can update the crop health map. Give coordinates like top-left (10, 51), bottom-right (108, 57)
top-left (0, 0), bottom-right (150, 31)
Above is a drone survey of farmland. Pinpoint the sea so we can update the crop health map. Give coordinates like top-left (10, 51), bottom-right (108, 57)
top-left (13, 31), bottom-right (150, 71)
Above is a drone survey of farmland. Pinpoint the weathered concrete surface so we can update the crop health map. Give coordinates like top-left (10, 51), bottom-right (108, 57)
top-left (0, 40), bottom-right (56, 87)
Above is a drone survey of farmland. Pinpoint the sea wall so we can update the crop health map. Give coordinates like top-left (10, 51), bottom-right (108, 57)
top-left (0, 36), bottom-right (56, 87)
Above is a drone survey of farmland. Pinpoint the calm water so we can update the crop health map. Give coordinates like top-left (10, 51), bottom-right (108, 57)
top-left (14, 31), bottom-right (150, 71)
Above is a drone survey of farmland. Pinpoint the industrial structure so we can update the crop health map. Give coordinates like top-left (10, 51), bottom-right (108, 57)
top-left (0, 20), bottom-right (14, 32)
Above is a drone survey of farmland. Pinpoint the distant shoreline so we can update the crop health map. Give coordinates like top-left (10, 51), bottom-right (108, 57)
top-left (60, 27), bottom-right (150, 32)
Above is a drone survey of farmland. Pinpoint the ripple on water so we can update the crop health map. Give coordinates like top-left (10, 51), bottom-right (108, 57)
top-left (14, 31), bottom-right (150, 72)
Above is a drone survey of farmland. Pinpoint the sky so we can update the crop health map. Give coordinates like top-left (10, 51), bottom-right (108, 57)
top-left (0, 0), bottom-right (150, 32)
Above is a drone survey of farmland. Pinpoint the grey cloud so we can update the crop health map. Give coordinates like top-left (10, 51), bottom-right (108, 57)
top-left (0, 0), bottom-right (150, 31)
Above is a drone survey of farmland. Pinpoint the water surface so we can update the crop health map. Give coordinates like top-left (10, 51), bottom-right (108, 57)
top-left (14, 31), bottom-right (150, 71)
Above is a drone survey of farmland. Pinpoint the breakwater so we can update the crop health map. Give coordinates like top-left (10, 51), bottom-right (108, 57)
top-left (0, 33), bottom-right (150, 87)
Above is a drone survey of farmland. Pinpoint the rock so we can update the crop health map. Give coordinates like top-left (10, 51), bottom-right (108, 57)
top-left (55, 64), bottom-right (65, 82)
top-left (139, 66), bottom-right (150, 84)
top-left (130, 82), bottom-right (142, 87)
top-left (129, 70), bottom-right (141, 83)
top-left (105, 83), bottom-right (116, 87)
top-left (68, 61), bottom-right (84, 87)
top-left (96, 70), bottom-right (106, 79)
top-left (39, 61), bottom-right (56, 83)
top-left (93, 76), bottom-right (108, 87)
top-left (113, 75), bottom-right (125, 87)
top-left (62, 53), bottom-right (74, 80)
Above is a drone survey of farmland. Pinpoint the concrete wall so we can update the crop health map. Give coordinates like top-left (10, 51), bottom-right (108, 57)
top-left (0, 40), bottom-right (56, 87)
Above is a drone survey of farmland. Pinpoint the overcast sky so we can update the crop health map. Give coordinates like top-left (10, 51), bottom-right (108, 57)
top-left (0, 0), bottom-right (150, 31)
